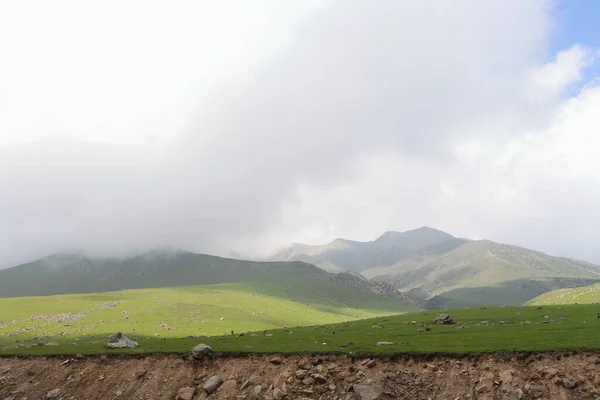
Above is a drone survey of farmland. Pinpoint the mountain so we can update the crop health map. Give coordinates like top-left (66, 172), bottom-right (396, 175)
top-left (0, 250), bottom-right (417, 312)
top-left (269, 227), bottom-right (600, 308)
top-left (268, 226), bottom-right (465, 273)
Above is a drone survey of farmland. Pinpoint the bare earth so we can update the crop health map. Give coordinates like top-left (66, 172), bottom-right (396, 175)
top-left (1, 352), bottom-right (600, 400)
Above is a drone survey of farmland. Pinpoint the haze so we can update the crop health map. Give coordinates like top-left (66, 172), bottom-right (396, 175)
top-left (1, 0), bottom-right (600, 268)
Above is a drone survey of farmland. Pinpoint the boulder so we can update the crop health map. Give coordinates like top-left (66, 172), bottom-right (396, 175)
top-left (203, 375), bottom-right (222, 394)
top-left (434, 314), bottom-right (456, 325)
top-left (177, 387), bottom-right (196, 400)
top-left (353, 383), bottom-right (389, 400)
top-left (106, 332), bottom-right (138, 349)
top-left (191, 344), bottom-right (212, 359)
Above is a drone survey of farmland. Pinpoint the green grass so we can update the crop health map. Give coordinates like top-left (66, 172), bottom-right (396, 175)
top-left (528, 282), bottom-right (600, 305)
top-left (0, 283), bottom-right (405, 355)
top-left (3, 291), bottom-right (600, 357)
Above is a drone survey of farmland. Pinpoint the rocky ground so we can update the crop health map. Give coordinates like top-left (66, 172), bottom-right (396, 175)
top-left (2, 352), bottom-right (600, 400)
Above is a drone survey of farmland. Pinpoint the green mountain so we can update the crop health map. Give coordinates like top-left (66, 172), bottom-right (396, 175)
top-left (0, 250), bottom-right (417, 312)
top-left (527, 282), bottom-right (600, 306)
top-left (269, 227), bottom-right (600, 308)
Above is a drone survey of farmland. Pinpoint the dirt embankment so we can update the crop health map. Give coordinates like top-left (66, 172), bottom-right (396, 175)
top-left (1, 352), bottom-right (600, 400)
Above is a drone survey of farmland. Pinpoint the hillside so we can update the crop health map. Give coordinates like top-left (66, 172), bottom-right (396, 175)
top-left (0, 250), bottom-right (416, 311)
top-left (269, 228), bottom-right (600, 308)
top-left (527, 282), bottom-right (600, 305)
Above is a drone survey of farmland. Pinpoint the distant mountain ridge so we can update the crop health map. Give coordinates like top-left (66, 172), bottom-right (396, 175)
top-left (268, 227), bottom-right (600, 308)
top-left (0, 250), bottom-right (417, 312)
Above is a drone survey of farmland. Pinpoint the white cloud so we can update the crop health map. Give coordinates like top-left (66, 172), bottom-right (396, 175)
top-left (528, 44), bottom-right (596, 100)
top-left (3, 0), bottom-right (600, 267)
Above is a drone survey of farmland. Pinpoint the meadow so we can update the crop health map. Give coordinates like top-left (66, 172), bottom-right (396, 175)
top-left (2, 284), bottom-right (600, 357)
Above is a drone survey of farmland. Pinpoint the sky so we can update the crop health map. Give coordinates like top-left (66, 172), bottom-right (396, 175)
top-left (1, 0), bottom-right (600, 267)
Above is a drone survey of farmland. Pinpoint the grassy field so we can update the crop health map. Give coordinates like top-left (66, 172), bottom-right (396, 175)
top-left (2, 290), bottom-right (600, 357)
top-left (0, 283), bottom-right (405, 355)
top-left (527, 282), bottom-right (600, 305)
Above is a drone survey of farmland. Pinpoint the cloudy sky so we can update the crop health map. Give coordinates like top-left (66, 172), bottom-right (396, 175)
top-left (1, 0), bottom-right (600, 267)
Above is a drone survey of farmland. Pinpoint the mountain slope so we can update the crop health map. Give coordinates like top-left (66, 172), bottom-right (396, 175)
top-left (527, 282), bottom-right (600, 305)
top-left (269, 226), bottom-right (465, 273)
top-left (0, 250), bottom-right (417, 312)
top-left (269, 228), bottom-right (600, 308)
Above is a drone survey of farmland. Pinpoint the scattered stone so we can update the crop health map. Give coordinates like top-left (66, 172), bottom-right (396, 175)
top-left (177, 386), bottom-right (195, 400)
top-left (296, 369), bottom-right (309, 379)
top-left (353, 383), bottom-right (387, 400)
top-left (115, 390), bottom-right (123, 397)
top-left (498, 321), bottom-right (505, 325)
top-left (563, 378), bottom-right (578, 389)
top-left (191, 344), bottom-right (212, 359)
top-left (273, 388), bottom-right (285, 399)
top-left (365, 359), bottom-right (376, 368)
top-left (314, 374), bottom-right (327, 384)
top-left (75, 353), bottom-right (84, 359)
top-left (434, 314), bottom-right (456, 325)
top-left (203, 375), bottom-right (222, 394)
top-left (516, 388), bottom-right (524, 400)
top-left (269, 356), bottom-right (283, 365)
top-left (302, 377), bottom-right (315, 385)
top-left (106, 332), bottom-right (139, 349)
top-left (137, 369), bottom-right (148, 378)
top-left (376, 342), bottom-right (393, 346)
top-left (253, 385), bottom-right (263, 394)
top-left (46, 389), bottom-right (61, 399)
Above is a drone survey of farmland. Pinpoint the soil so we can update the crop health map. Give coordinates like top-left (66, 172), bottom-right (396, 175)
top-left (1, 352), bottom-right (600, 399)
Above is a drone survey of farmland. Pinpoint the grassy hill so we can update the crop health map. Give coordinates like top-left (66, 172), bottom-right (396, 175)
top-left (0, 251), bottom-right (416, 311)
top-left (0, 283), bottom-right (411, 353)
top-left (527, 282), bottom-right (600, 305)
top-left (3, 301), bottom-right (600, 357)
top-left (270, 228), bottom-right (600, 308)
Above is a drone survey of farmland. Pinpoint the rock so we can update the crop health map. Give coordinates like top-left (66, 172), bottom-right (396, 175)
top-left (137, 369), bottom-right (148, 378)
top-left (516, 389), bottom-right (524, 400)
top-left (434, 314), bottom-right (456, 324)
top-left (365, 359), bottom-right (376, 368)
top-left (545, 368), bottom-right (558, 377)
top-left (475, 383), bottom-right (488, 393)
top-left (253, 385), bottom-right (263, 394)
top-left (46, 389), bottom-right (61, 399)
top-left (499, 370), bottom-right (513, 384)
top-left (203, 375), bottom-right (222, 394)
top-left (563, 378), bottom-right (578, 389)
top-left (302, 377), bottom-right (315, 385)
top-left (177, 387), bottom-right (196, 400)
top-left (353, 383), bottom-right (388, 400)
top-left (314, 374), bottom-right (327, 384)
top-left (115, 391), bottom-right (123, 397)
top-left (191, 344), bottom-right (212, 359)
top-left (106, 332), bottom-right (139, 349)
top-left (273, 388), bottom-right (285, 399)
top-left (220, 380), bottom-right (237, 398)
top-left (296, 369), bottom-right (309, 379)
top-left (269, 356), bottom-right (284, 365)
top-left (376, 342), bottom-right (393, 346)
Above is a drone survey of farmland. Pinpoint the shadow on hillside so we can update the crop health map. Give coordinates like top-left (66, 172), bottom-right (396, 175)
top-left (425, 277), bottom-right (600, 309)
